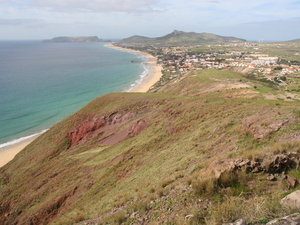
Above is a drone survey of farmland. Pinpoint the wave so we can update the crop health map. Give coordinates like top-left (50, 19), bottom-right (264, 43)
top-left (125, 54), bottom-right (151, 92)
top-left (0, 129), bottom-right (48, 150)
top-left (125, 63), bottom-right (150, 92)
top-left (105, 43), bottom-right (151, 92)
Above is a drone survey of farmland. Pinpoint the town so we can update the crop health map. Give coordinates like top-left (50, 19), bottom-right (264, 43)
top-left (132, 42), bottom-right (300, 86)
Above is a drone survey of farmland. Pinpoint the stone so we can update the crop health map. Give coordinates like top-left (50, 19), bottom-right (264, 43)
top-left (262, 154), bottom-right (295, 174)
top-left (266, 213), bottom-right (300, 225)
top-left (223, 219), bottom-right (246, 225)
top-left (281, 190), bottom-right (300, 210)
top-left (284, 175), bottom-right (298, 189)
top-left (267, 174), bottom-right (277, 181)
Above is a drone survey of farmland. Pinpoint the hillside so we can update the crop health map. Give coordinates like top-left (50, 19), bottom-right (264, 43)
top-left (45, 36), bottom-right (103, 43)
top-left (119, 30), bottom-right (246, 47)
top-left (0, 70), bottom-right (300, 225)
top-left (286, 38), bottom-right (300, 42)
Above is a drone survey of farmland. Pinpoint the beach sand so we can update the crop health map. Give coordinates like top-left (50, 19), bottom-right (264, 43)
top-left (106, 43), bottom-right (162, 92)
top-left (0, 44), bottom-right (163, 168)
top-left (0, 137), bottom-right (36, 167)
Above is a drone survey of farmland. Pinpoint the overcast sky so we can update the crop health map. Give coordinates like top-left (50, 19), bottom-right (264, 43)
top-left (0, 0), bottom-right (299, 41)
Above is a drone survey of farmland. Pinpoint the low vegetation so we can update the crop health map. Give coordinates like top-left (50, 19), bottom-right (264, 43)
top-left (0, 70), bottom-right (299, 224)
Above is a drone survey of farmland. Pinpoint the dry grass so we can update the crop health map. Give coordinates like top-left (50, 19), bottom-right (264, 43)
top-left (0, 70), bottom-right (299, 224)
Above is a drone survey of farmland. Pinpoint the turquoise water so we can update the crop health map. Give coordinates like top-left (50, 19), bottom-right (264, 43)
top-left (0, 41), bottom-right (147, 148)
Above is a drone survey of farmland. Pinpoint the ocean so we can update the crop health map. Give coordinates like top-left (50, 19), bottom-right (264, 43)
top-left (0, 41), bottom-right (148, 148)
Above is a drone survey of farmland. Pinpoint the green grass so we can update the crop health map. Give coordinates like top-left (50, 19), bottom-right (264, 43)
top-left (0, 69), bottom-right (299, 224)
top-left (289, 169), bottom-right (300, 180)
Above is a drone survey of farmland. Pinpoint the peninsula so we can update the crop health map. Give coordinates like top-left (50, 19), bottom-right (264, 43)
top-left (44, 36), bottom-right (104, 43)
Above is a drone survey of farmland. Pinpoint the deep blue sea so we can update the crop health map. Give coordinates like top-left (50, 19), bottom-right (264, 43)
top-left (0, 41), bottom-right (147, 148)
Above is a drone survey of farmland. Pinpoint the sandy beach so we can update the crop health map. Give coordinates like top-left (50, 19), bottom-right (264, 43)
top-left (0, 137), bottom-right (37, 167)
top-left (0, 44), bottom-right (163, 168)
top-left (106, 43), bottom-right (163, 92)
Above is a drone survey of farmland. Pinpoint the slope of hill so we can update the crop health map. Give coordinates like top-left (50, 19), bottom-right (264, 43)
top-left (119, 30), bottom-right (246, 47)
top-left (45, 36), bottom-right (103, 43)
top-left (0, 70), bottom-right (299, 225)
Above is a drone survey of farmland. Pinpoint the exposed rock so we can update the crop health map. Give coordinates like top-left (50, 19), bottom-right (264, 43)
top-left (267, 174), bottom-right (277, 181)
top-left (223, 219), bottom-right (246, 225)
top-left (67, 112), bottom-right (150, 148)
top-left (211, 152), bottom-right (300, 180)
top-left (242, 112), bottom-right (290, 140)
top-left (262, 153), bottom-right (299, 174)
top-left (67, 112), bottom-right (136, 147)
top-left (283, 175), bottom-right (299, 189)
top-left (281, 190), bottom-right (300, 210)
top-left (68, 117), bottom-right (106, 147)
top-left (266, 213), bottom-right (300, 225)
top-left (128, 119), bottom-right (149, 137)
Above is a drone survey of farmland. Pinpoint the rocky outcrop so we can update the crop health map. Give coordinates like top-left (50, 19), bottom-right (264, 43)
top-left (242, 112), bottom-right (291, 140)
top-left (67, 112), bottom-right (149, 148)
top-left (262, 153), bottom-right (300, 174)
top-left (211, 152), bottom-right (300, 181)
top-left (128, 119), bottom-right (148, 137)
top-left (281, 191), bottom-right (300, 210)
top-left (283, 175), bottom-right (299, 189)
top-left (266, 213), bottom-right (300, 225)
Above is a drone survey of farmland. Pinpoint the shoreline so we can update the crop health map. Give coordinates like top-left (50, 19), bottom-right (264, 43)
top-left (105, 43), bottom-right (163, 92)
top-left (0, 136), bottom-right (37, 167)
top-left (0, 43), bottom-right (163, 168)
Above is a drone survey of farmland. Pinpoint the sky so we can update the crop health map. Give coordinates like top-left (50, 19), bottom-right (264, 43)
top-left (0, 0), bottom-right (299, 41)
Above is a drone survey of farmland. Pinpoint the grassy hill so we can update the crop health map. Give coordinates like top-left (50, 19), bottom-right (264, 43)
top-left (0, 70), bottom-right (300, 225)
top-left (119, 30), bottom-right (246, 47)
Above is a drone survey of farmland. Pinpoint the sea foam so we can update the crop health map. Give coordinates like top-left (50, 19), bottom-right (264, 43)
top-left (0, 129), bottom-right (48, 150)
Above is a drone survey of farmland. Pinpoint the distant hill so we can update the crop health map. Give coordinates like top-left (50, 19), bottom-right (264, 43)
top-left (45, 36), bottom-right (104, 43)
top-left (119, 30), bottom-right (246, 47)
top-left (286, 38), bottom-right (300, 43)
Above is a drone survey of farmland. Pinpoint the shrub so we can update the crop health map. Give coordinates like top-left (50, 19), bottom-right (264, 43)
top-left (189, 209), bottom-right (208, 225)
top-left (217, 171), bottom-right (239, 188)
top-left (131, 200), bottom-right (150, 214)
top-left (193, 170), bottom-right (251, 197)
top-left (207, 197), bottom-right (244, 224)
top-left (192, 177), bottom-right (218, 196)
top-left (207, 195), bottom-right (290, 224)
top-left (115, 211), bottom-right (127, 225)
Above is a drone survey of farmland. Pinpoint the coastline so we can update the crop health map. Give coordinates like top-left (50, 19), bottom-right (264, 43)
top-left (0, 136), bottom-right (37, 167)
top-left (0, 43), bottom-right (163, 168)
top-left (105, 43), bottom-right (163, 92)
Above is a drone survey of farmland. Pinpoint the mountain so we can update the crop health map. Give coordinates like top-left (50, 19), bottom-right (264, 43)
top-left (45, 36), bottom-right (104, 43)
top-left (119, 30), bottom-right (246, 47)
top-left (0, 69), bottom-right (299, 224)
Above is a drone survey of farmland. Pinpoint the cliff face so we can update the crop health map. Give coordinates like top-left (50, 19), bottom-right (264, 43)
top-left (0, 70), bottom-right (299, 224)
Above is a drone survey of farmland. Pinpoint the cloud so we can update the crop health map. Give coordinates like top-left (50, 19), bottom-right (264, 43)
top-left (30, 0), bottom-right (162, 12)
top-left (0, 0), bottom-right (299, 40)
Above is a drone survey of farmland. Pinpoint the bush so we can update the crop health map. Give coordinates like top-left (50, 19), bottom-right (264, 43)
top-left (115, 211), bottom-right (127, 225)
top-left (192, 177), bottom-right (218, 196)
top-left (193, 170), bottom-right (251, 197)
top-left (207, 197), bottom-right (244, 224)
top-left (206, 195), bottom-right (290, 224)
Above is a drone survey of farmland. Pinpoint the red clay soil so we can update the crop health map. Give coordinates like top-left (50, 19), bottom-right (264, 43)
top-left (67, 112), bottom-right (149, 148)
